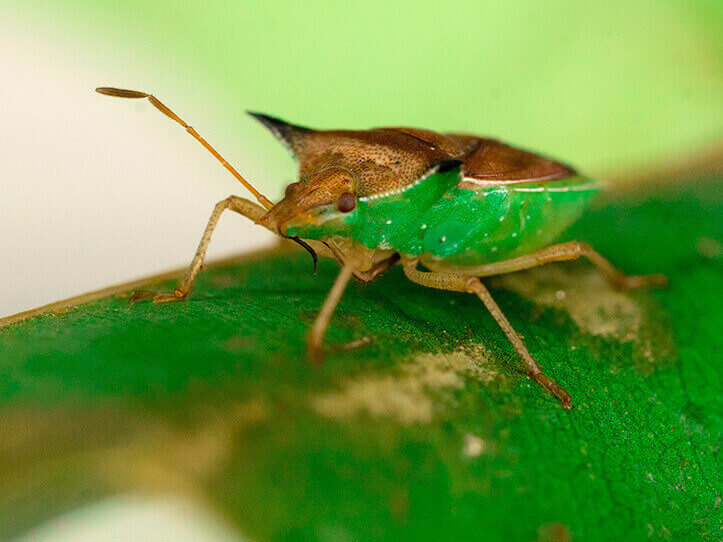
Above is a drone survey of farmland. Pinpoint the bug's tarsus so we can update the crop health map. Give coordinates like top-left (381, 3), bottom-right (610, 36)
top-left (95, 86), bottom-right (274, 210)
top-left (328, 336), bottom-right (372, 354)
top-left (531, 373), bottom-right (573, 410)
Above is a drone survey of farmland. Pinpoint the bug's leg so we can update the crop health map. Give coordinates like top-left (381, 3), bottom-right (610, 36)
top-left (306, 260), bottom-right (357, 365)
top-left (321, 240), bottom-right (400, 282)
top-left (402, 259), bottom-right (573, 410)
top-left (570, 242), bottom-right (667, 289)
top-left (450, 241), bottom-right (667, 290)
top-left (131, 196), bottom-right (270, 303)
top-left (353, 253), bottom-right (401, 282)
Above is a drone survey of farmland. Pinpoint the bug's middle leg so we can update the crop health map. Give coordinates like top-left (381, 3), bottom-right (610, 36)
top-left (131, 195), bottom-right (270, 303)
top-left (306, 259), bottom-right (357, 365)
top-left (402, 259), bottom-right (573, 409)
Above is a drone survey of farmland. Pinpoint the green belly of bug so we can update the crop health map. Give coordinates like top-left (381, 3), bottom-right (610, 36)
top-left (352, 174), bottom-right (598, 266)
top-left (407, 176), bottom-right (598, 266)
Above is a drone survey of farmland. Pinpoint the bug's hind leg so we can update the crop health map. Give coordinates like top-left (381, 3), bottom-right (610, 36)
top-left (449, 241), bottom-right (667, 291)
top-left (402, 259), bottom-right (573, 410)
top-left (131, 196), bottom-right (270, 303)
top-left (571, 242), bottom-right (667, 290)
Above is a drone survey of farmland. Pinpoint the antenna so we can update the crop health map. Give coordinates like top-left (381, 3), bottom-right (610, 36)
top-left (96, 87), bottom-right (274, 210)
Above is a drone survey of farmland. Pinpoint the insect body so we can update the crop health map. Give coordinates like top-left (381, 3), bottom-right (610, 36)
top-left (96, 87), bottom-right (666, 410)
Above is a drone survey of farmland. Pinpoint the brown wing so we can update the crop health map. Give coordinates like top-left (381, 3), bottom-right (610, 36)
top-left (446, 134), bottom-right (576, 184)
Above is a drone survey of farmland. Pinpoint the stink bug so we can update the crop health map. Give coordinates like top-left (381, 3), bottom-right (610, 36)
top-left (96, 87), bottom-right (667, 410)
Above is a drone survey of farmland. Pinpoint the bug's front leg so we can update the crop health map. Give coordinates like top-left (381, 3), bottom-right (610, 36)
top-left (402, 259), bottom-right (573, 410)
top-left (131, 195), bottom-right (271, 303)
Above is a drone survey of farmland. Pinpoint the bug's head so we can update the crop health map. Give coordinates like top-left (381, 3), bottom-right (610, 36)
top-left (259, 167), bottom-right (358, 239)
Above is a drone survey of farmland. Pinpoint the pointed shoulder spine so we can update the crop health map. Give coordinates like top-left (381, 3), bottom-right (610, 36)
top-left (247, 111), bottom-right (312, 153)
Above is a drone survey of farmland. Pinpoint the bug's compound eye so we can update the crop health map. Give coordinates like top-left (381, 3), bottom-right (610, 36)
top-left (285, 181), bottom-right (302, 198)
top-left (337, 192), bottom-right (357, 213)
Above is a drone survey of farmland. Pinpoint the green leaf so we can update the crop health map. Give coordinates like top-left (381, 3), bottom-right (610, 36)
top-left (1, 179), bottom-right (720, 541)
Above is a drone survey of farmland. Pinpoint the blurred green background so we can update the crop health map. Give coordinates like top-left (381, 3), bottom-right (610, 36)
top-left (6, 0), bottom-right (722, 171)
top-left (1, 1), bottom-right (721, 541)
